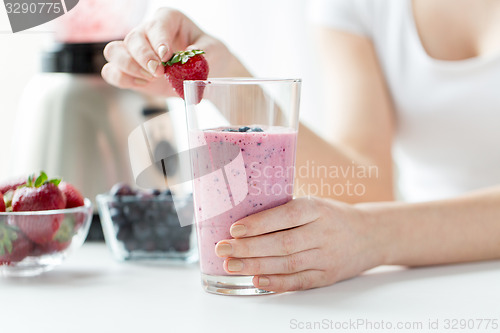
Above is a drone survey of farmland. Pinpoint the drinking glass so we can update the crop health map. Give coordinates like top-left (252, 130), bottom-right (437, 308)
top-left (184, 78), bottom-right (301, 295)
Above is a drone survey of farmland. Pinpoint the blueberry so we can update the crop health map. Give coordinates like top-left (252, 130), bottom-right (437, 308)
top-left (110, 208), bottom-right (128, 227)
top-left (143, 240), bottom-right (157, 252)
top-left (177, 227), bottom-right (193, 242)
top-left (238, 126), bottom-right (251, 132)
top-left (249, 127), bottom-right (263, 132)
top-left (110, 183), bottom-right (136, 197)
top-left (132, 222), bottom-right (154, 241)
top-left (137, 191), bottom-right (154, 200)
top-left (123, 204), bottom-right (143, 223)
top-left (109, 200), bottom-right (124, 209)
top-left (157, 204), bottom-right (170, 217)
top-left (144, 209), bottom-right (159, 223)
top-left (116, 225), bottom-right (133, 241)
top-left (156, 238), bottom-right (171, 252)
top-left (173, 240), bottom-right (190, 252)
top-left (182, 224), bottom-right (193, 234)
top-left (149, 189), bottom-right (161, 196)
top-left (166, 212), bottom-right (181, 227)
top-left (221, 128), bottom-right (238, 132)
top-left (124, 239), bottom-right (140, 252)
top-left (153, 222), bottom-right (170, 238)
top-left (162, 189), bottom-right (172, 196)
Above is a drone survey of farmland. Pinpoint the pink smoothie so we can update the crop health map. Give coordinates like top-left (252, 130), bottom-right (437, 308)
top-left (54, 0), bottom-right (146, 43)
top-left (191, 126), bottom-right (297, 276)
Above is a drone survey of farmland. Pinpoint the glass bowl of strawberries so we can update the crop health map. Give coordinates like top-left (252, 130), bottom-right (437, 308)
top-left (0, 172), bottom-right (92, 277)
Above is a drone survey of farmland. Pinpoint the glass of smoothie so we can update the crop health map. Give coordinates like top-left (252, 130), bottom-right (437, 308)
top-left (184, 78), bottom-right (301, 295)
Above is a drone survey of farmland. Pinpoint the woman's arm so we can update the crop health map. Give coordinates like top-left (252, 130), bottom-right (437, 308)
top-left (215, 187), bottom-right (500, 292)
top-left (358, 186), bottom-right (500, 266)
top-left (102, 12), bottom-right (396, 203)
top-left (101, 8), bottom-right (251, 97)
top-left (295, 27), bottom-right (395, 203)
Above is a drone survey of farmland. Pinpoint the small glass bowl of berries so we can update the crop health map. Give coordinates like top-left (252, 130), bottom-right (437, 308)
top-left (0, 172), bottom-right (92, 277)
top-left (96, 183), bottom-right (197, 263)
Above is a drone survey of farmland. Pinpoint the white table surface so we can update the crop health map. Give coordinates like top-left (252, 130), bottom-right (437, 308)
top-left (1, 243), bottom-right (499, 333)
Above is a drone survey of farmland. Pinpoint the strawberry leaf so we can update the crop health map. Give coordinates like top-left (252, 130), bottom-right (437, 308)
top-left (27, 174), bottom-right (35, 187)
top-left (48, 179), bottom-right (61, 186)
top-left (3, 190), bottom-right (14, 209)
top-left (165, 50), bottom-right (205, 66)
top-left (53, 217), bottom-right (75, 242)
top-left (0, 225), bottom-right (17, 255)
top-left (35, 171), bottom-right (48, 187)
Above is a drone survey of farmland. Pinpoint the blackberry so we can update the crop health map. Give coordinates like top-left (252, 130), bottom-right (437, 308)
top-left (249, 127), bottom-right (263, 132)
top-left (238, 126), bottom-right (251, 132)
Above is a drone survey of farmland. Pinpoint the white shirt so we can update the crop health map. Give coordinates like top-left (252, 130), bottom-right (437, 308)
top-left (309, 0), bottom-right (500, 202)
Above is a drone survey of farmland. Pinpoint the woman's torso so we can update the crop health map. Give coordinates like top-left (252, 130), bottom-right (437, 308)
top-left (310, 0), bottom-right (500, 202)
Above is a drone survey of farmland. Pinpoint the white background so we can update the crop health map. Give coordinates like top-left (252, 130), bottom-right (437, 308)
top-left (0, 0), bottom-right (325, 178)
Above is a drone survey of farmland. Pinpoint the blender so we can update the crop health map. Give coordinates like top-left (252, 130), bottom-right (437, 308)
top-left (10, 0), bottom-right (174, 239)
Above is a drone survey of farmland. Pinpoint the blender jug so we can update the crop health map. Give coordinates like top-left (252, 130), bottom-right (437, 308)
top-left (10, 0), bottom-right (175, 238)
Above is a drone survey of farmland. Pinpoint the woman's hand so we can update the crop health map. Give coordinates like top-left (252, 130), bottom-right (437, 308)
top-left (101, 8), bottom-right (250, 96)
top-left (215, 197), bottom-right (386, 292)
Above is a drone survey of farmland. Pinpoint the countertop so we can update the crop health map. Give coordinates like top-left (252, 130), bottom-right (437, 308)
top-left (1, 243), bottom-right (499, 333)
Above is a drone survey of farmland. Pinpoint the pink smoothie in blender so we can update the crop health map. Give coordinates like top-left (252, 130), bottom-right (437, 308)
top-left (54, 0), bottom-right (147, 43)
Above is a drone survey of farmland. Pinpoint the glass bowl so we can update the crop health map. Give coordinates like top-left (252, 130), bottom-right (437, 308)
top-left (0, 199), bottom-right (93, 277)
top-left (96, 193), bottom-right (197, 263)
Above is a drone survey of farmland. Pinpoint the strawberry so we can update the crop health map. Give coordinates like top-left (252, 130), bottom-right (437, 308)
top-left (163, 50), bottom-right (209, 101)
top-left (11, 172), bottom-right (66, 245)
top-left (0, 176), bottom-right (28, 194)
top-left (58, 182), bottom-right (86, 229)
top-left (2, 190), bottom-right (14, 212)
top-left (0, 192), bottom-right (5, 212)
top-left (36, 240), bottom-right (70, 255)
top-left (35, 216), bottom-right (76, 255)
top-left (0, 223), bottom-right (34, 265)
top-left (59, 182), bottom-right (84, 208)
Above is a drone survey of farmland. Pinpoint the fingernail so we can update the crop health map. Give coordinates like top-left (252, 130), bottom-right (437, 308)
top-left (147, 60), bottom-right (159, 75)
top-left (140, 69), bottom-right (154, 79)
top-left (230, 224), bottom-right (246, 238)
top-left (158, 45), bottom-right (168, 60)
top-left (258, 277), bottom-right (270, 287)
top-left (227, 259), bottom-right (243, 272)
top-left (133, 78), bottom-right (149, 86)
top-left (215, 243), bottom-right (232, 257)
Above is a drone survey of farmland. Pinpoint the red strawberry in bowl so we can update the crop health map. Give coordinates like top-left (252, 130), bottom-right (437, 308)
top-left (59, 182), bottom-right (84, 208)
top-left (35, 215), bottom-right (76, 255)
top-left (0, 192), bottom-right (5, 212)
top-left (11, 172), bottom-right (66, 245)
top-left (0, 176), bottom-right (28, 194)
top-left (59, 182), bottom-right (86, 229)
top-left (0, 224), bottom-right (34, 266)
top-left (163, 49), bottom-right (209, 102)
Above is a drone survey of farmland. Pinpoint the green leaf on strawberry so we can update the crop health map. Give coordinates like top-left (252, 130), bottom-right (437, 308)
top-left (163, 50), bottom-right (205, 66)
top-left (25, 171), bottom-right (61, 188)
top-left (35, 217), bottom-right (75, 255)
top-left (0, 223), bottom-right (33, 265)
top-left (34, 171), bottom-right (47, 187)
top-left (2, 190), bottom-right (14, 212)
top-left (0, 224), bottom-right (17, 256)
top-left (53, 216), bottom-right (75, 243)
